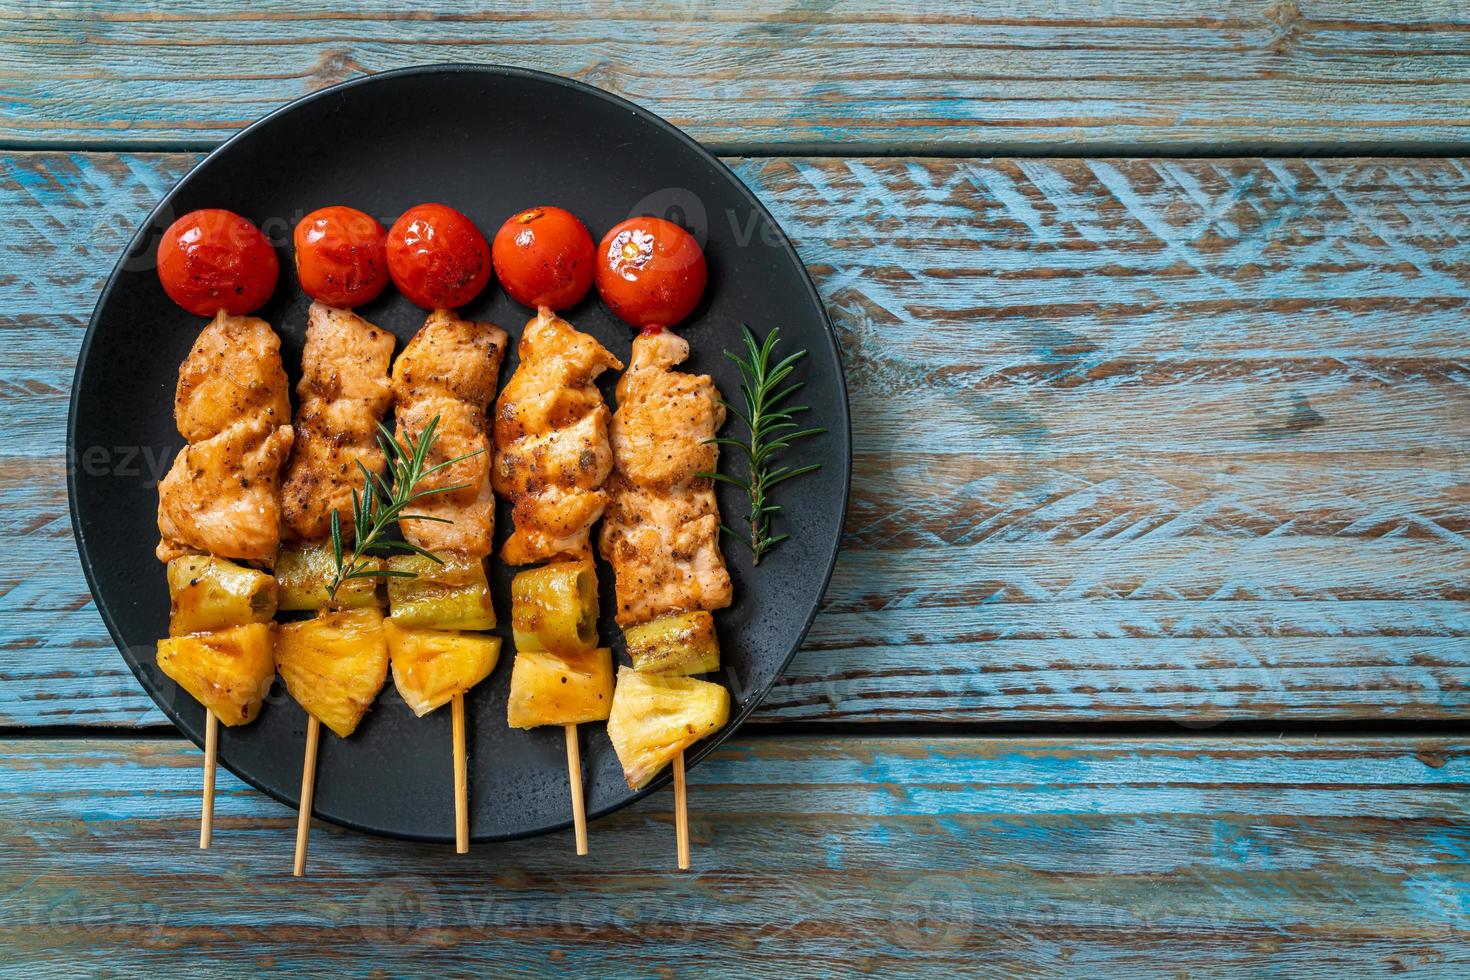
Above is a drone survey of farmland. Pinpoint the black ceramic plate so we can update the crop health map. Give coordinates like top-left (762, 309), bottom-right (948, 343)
top-left (68, 65), bottom-right (849, 842)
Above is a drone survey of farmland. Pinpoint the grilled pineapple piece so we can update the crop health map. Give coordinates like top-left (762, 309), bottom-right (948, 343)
top-left (510, 561), bottom-right (598, 654)
top-left (506, 647), bottom-right (613, 729)
top-left (384, 620), bottom-right (501, 717)
top-left (166, 555), bottom-right (277, 636)
top-left (607, 667), bottom-right (730, 789)
top-left (156, 622), bottom-right (275, 727)
top-left (623, 611), bottom-right (720, 676)
top-left (276, 543), bottom-right (381, 611)
top-left (386, 554), bottom-right (495, 630)
top-left (276, 608), bottom-right (389, 738)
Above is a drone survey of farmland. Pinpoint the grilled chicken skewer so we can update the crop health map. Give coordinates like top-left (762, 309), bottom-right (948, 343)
top-left (494, 307), bottom-right (623, 853)
top-left (387, 309), bottom-right (508, 853)
top-left (155, 310), bottom-right (295, 847)
top-left (272, 302), bottom-right (395, 877)
top-left (600, 328), bottom-right (733, 869)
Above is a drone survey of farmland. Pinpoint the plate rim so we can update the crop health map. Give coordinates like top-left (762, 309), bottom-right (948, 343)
top-left (66, 62), bottom-right (852, 842)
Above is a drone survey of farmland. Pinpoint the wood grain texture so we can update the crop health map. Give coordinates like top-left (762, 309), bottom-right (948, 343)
top-left (2, 152), bottom-right (1468, 727)
top-left (3, 1), bottom-right (1470, 151)
top-left (1, 735), bottom-right (1466, 976)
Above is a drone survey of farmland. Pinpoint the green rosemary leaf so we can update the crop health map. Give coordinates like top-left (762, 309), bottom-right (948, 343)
top-left (330, 511), bottom-right (343, 569)
top-left (719, 399), bottom-right (754, 432)
top-left (717, 524), bottom-right (753, 550)
top-left (704, 437), bottom-right (757, 460)
top-left (771, 349), bottom-right (809, 374)
top-left (766, 462), bottom-right (822, 487)
top-left (698, 471), bottom-right (751, 489)
top-left (420, 448), bottom-right (486, 478)
top-left (358, 460), bottom-right (394, 508)
top-left (414, 417), bottom-right (439, 470)
top-left (767, 386), bottom-right (808, 412)
top-left (406, 482), bottom-right (471, 501)
top-left (764, 427), bottom-right (827, 454)
top-left (386, 541), bottom-right (447, 563)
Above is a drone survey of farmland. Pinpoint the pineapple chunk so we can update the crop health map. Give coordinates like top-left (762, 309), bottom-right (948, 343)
top-left (506, 647), bottom-right (613, 729)
top-left (156, 622), bottom-right (275, 727)
top-left (276, 608), bottom-right (389, 738)
top-left (510, 561), bottom-right (598, 654)
top-left (387, 554), bottom-right (495, 630)
top-left (607, 667), bottom-right (730, 789)
top-left (276, 543), bottom-right (381, 611)
top-left (384, 620), bottom-right (501, 717)
top-left (166, 555), bottom-right (277, 636)
top-left (623, 611), bottom-right (720, 676)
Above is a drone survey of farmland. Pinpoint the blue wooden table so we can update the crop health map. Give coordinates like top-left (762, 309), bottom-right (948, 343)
top-left (2, 3), bottom-right (1468, 975)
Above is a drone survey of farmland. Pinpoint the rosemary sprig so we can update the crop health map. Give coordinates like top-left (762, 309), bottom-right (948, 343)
top-left (697, 325), bottom-right (825, 565)
top-left (327, 415), bottom-right (482, 601)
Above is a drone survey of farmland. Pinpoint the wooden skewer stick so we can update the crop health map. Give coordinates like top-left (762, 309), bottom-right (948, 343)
top-left (293, 715), bottom-right (320, 877)
top-left (452, 693), bottom-right (469, 854)
top-left (565, 723), bottom-right (588, 855)
top-left (199, 709), bottom-right (218, 849)
top-left (673, 750), bottom-right (690, 870)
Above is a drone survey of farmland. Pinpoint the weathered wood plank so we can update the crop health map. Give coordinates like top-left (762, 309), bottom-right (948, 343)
top-left (4, 1), bottom-right (1470, 151)
top-left (3, 152), bottom-right (1468, 727)
top-left (1, 735), bottom-right (1466, 976)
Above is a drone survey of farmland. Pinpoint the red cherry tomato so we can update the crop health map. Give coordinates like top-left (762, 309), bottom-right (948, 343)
top-left (594, 216), bottom-right (707, 331)
top-left (491, 206), bottom-right (595, 310)
top-left (292, 206), bottom-right (389, 308)
top-left (386, 203), bottom-right (492, 310)
top-left (156, 209), bottom-right (279, 316)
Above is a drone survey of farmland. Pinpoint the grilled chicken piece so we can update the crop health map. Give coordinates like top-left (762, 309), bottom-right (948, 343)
top-left (599, 329), bottom-right (732, 626)
top-left (391, 309), bottom-right (508, 559)
top-left (157, 416), bottom-right (295, 563)
top-left (157, 311), bottom-right (294, 563)
top-left (279, 303), bottom-right (396, 541)
top-left (493, 307), bottom-right (622, 566)
top-left (174, 310), bottom-right (292, 443)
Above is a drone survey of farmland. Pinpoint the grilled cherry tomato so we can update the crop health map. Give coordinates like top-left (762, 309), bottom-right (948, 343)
top-left (386, 203), bottom-right (492, 310)
top-left (292, 206), bottom-right (389, 307)
top-left (594, 216), bottom-right (707, 331)
top-left (491, 206), bottom-right (595, 310)
top-left (156, 209), bottom-right (279, 316)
